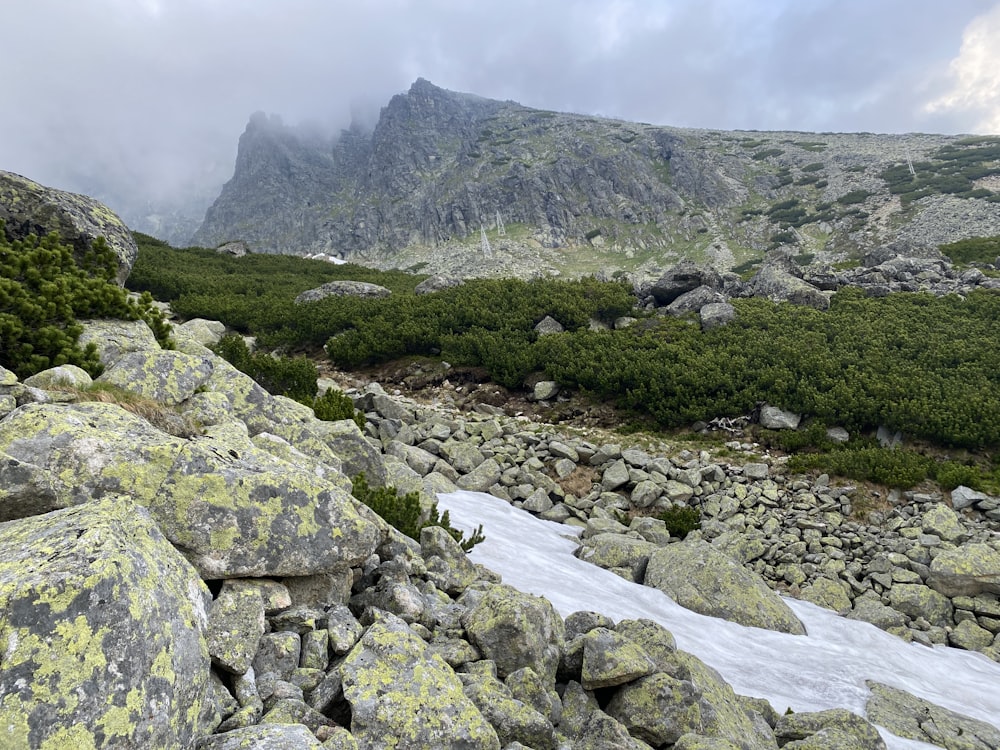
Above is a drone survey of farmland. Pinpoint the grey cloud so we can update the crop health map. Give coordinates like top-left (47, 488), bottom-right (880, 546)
top-left (0, 0), bottom-right (995, 238)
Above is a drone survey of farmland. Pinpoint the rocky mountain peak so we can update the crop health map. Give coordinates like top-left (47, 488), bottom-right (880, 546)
top-left (193, 79), bottom-right (1000, 276)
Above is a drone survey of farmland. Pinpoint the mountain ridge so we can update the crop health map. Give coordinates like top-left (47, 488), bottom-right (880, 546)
top-left (193, 79), bottom-right (1000, 278)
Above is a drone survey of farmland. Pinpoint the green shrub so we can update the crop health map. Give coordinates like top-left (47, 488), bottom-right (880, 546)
top-left (212, 333), bottom-right (317, 403)
top-left (933, 461), bottom-right (982, 491)
top-left (938, 236), bottom-right (1000, 266)
top-left (350, 473), bottom-right (484, 551)
top-left (0, 225), bottom-right (172, 378)
top-left (312, 387), bottom-right (365, 429)
top-left (789, 446), bottom-right (931, 488)
top-left (658, 505), bottom-right (701, 540)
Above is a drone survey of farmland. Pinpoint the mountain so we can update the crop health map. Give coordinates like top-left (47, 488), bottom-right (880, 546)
top-left (193, 78), bottom-right (1000, 278)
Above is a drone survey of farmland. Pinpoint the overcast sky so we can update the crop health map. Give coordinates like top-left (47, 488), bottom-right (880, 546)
top-left (2, 0), bottom-right (999, 221)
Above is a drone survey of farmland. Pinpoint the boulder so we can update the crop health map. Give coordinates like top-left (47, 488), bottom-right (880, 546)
top-left (216, 240), bottom-right (249, 257)
top-left (460, 671), bottom-right (555, 749)
top-left (886, 584), bottom-right (954, 627)
top-left (197, 724), bottom-right (324, 749)
top-left (96, 349), bottom-right (215, 405)
top-left (700, 302), bottom-right (736, 331)
top-left (666, 285), bottom-right (727, 316)
top-left (0, 496), bottom-right (211, 749)
top-left (951, 485), bottom-right (992, 510)
top-left (341, 615), bottom-right (500, 750)
top-left (580, 627), bottom-right (658, 689)
top-left (461, 583), bottom-right (566, 681)
top-left (749, 253), bottom-right (829, 310)
top-left (774, 708), bottom-right (886, 750)
top-left (866, 681), bottom-right (1000, 750)
top-left (295, 280), bottom-right (391, 304)
top-left (575, 534), bottom-right (658, 582)
top-left (22, 364), bottom-right (93, 390)
top-left (534, 315), bottom-right (565, 335)
top-left (78, 319), bottom-right (161, 368)
top-left (0, 170), bottom-right (138, 284)
top-left (414, 274), bottom-right (464, 294)
top-left (0, 402), bottom-right (385, 578)
top-left (759, 405), bottom-right (801, 430)
top-left (558, 681), bottom-right (650, 750)
top-left (651, 261), bottom-right (723, 305)
top-left (206, 580), bottom-right (267, 675)
top-left (176, 318), bottom-right (228, 347)
top-left (605, 672), bottom-right (703, 746)
top-left (644, 539), bottom-right (806, 634)
top-left (928, 543), bottom-right (1000, 597)
top-left (921, 503), bottom-right (967, 543)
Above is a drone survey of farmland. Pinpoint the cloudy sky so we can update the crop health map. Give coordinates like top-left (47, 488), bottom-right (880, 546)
top-left (2, 0), bottom-right (999, 230)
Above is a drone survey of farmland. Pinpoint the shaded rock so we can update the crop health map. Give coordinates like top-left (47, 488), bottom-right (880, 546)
top-left (207, 580), bottom-right (267, 674)
top-left (645, 539), bottom-right (806, 634)
top-left (295, 280), bottom-right (391, 304)
top-left (341, 615), bottom-right (500, 749)
top-left (666, 285), bottom-right (727, 315)
top-left (460, 671), bottom-right (555, 749)
top-left (529, 380), bottom-right (560, 401)
top-left (749, 254), bottom-right (829, 310)
top-left (0, 453), bottom-right (67, 523)
top-left (575, 533), bottom-right (658, 582)
top-left (0, 496), bottom-right (210, 749)
top-left (462, 583), bottom-right (565, 681)
top-left (928, 544), bottom-right (1000, 597)
top-left (951, 485), bottom-right (991, 510)
top-left (606, 672), bottom-right (703, 746)
top-left (421, 524), bottom-right (482, 594)
top-left (558, 681), bottom-right (651, 750)
top-left (0, 169), bottom-right (138, 284)
top-left (866, 681), bottom-right (1000, 750)
top-left (651, 261), bottom-right (723, 305)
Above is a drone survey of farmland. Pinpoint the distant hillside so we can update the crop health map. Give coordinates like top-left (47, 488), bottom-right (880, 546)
top-left (193, 78), bottom-right (1000, 278)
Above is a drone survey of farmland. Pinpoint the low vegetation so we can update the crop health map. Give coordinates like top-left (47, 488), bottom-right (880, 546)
top-left (0, 224), bottom-right (171, 378)
top-left (350, 473), bottom-right (484, 551)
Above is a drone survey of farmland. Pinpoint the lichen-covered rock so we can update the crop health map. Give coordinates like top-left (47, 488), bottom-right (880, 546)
top-left (0, 402), bottom-right (385, 578)
top-left (928, 543), bottom-right (1000, 597)
top-left (197, 723), bottom-right (325, 749)
top-left (341, 615), bottom-right (500, 749)
top-left (460, 671), bottom-right (556, 749)
top-left (866, 681), bottom-right (1000, 750)
top-left (673, 652), bottom-right (779, 750)
top-left (96, 349), bottom-right (214, 405)
top-left (886, 583), bottom-right (954, 627)
top-left (0, 496), bottom-right (211, 749)
top-left (22, 364), bottom-right (93, 390)
top-left (78, 319), bottom-right (161, 368)
top-left (206, 580), bottom-right (267, 674)
top-left (421, 525), bottom-right (481, 594)
top-left (921, 504), bottom-right (968, 544)
top-left (580, 627), bottom-right (657, 689)
top-left (749, 254), bottom-right (830, 310)
top-left (0, 453), bottom-right (68, 523)
top-left (461, 583), bottom-right (566, 681)
top-left (605, 672), bottom-right (704, 746)
top-left (175, 317), bottom-right (228, 347)
top-left (0, 170), bottom-right (138, 284)
top-left (558, 681), bottom-right (651, 750)
top-left (799, 576), bottom-right (852, 613)
top-left (414, 274), bottom-right (464, 294)
top-left (651, 260), bottom-right (723, 305)
top-left (774, 708), bottom-right (886, 750)
top-left (645, 539), bottom-right (806, 634)
top-left (575, 534), bottom-right (658, 583)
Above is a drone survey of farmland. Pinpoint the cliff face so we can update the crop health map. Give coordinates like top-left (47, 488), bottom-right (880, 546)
top-left (193, 79), bottom-right (1000, 276)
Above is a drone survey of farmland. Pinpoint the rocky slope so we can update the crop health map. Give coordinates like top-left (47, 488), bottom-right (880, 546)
top-left (193, 79), bottom-right (1000, 279)
top-left (3, 312), bottom-right (1000, 748)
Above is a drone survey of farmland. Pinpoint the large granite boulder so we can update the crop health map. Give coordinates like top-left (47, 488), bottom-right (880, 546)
top-left (928, 543), bottom-right (1000, 597)
top-left (0, 170), bottom-right (138, 285)
top-left (644, 539), bottom-right (806, 634)
top-left (0, 496), bottom-right (211, 748)
top-left (96, 349), bottom-right (215, 405)
top-left (341, 616), bottom-right (500, 749)
top-left (774, 708), bottom-right (886, 749)
top-left (295, 281), bottom-right (391, 304)
top-left (461, 583), bottom-right (566, 681)
top-left (0, 401), bottom-right (385, 578)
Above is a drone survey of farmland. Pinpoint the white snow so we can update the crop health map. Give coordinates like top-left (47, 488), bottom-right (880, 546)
top-left (437, 490), bottom-right (1000, 750)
